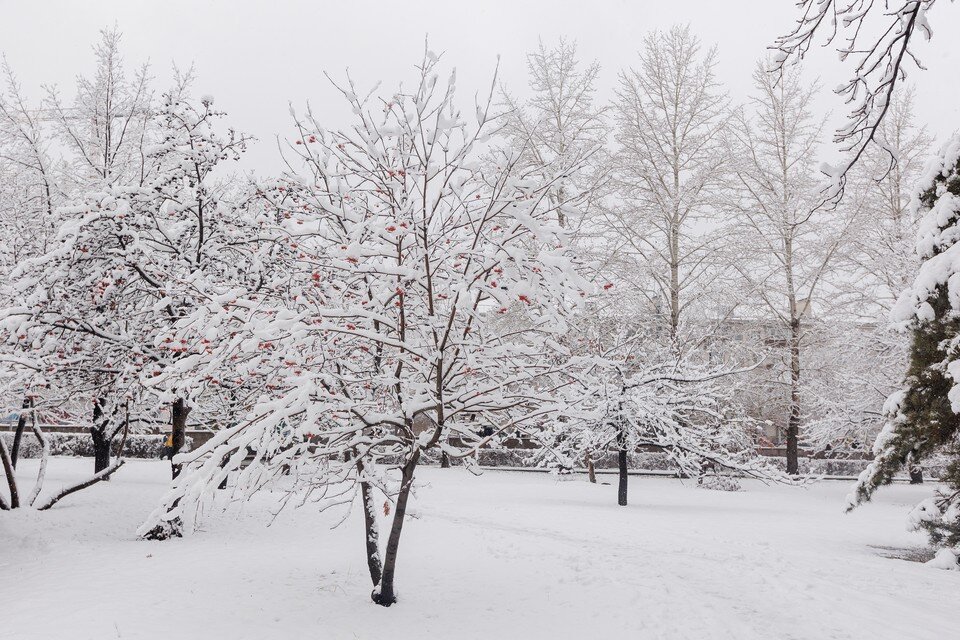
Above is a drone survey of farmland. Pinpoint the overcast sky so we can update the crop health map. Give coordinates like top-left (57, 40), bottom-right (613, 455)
top-left (1, 0), bottom-right (958, 174)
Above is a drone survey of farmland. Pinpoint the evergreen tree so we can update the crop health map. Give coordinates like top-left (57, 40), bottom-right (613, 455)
top-left (848, 135), bottom-right (960, 568)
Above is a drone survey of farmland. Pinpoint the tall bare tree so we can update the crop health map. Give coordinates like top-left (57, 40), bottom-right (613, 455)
top-left (728, 61), bottom-right (858, 474)
top-left (44, 26), bottom-right (154, 189)
top-left (842, 87), bottom-right (932, 315)
top-left (500, 38), bottom-right (609, 237)
top-left (606, 25), bottom-right (730, 343)
top-left (802, 87), bottom-right (932, 470)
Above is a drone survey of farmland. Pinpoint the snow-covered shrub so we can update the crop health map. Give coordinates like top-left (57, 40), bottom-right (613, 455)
top-left (697, 473), bottom-right (742, 492)
top-left (0, 433), bottom-right (191, 459)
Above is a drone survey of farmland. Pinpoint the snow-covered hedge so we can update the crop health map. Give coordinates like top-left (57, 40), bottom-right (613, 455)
top-left (0, 432), bottom-right (192, 459)
top-left (422, 447), bottom-right (945, 479)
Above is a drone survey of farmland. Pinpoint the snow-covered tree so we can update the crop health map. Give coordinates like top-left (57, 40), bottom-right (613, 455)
top-left (0, 383), bottom-right (133, 511)
top-left (773, 0), bottom-right (941, 198)
top-left (2, 90), bottom-right (253, 480)
top-left (137, 51), bottom-right (595, 606)
top-left (605, 24), bottom-right (730, 343)
top-left (44, 27), bottom-right (154, 190)
top-left (0, 28), bottom-right (160, 477)
top-left (801, 318), bottom-right (904, 457)
top-left (727, 61), bottom-right (859, 474)
top-left (803, 89), bottom-right (931, 459)
top-left (848, 135), bottom-right (960, 568)
top-left (532, 318), bottom-right (784, 505)
top-left (843, 88), bottom-right (932, 313)
top-left (0, 62), bottom-right (66, 468)
top-left (500, 38), bottom-right (608, 236)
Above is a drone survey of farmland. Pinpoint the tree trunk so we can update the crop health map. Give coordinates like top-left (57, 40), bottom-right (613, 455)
top-left (908, 451), bottom-right (924, 484)
top-left (909, 466), bottom-right (924, 484)
top-left (141, 401), bottom-right (190, 539)
top-left (786, 318), bottom-right (802, 475)
top-left (371, 450), bottom-right (420, 606)
top-left (439, 451), bottom-right (450, 468)
top-left (585, 452), bottom-right (596, 484)
top-left (669, 233), bottom-right (680, 341)
top-left (0, 437), bottom-right (20, 509)
top-left (350, 450), bottom-right (384, 587)
top-left (9, 397), bottom-right (30, 469)
top-left (91, 398), bottom-right (111, 478)
top-left (360, 478), bottom-right (384, 587)
top-left (91, 431), bottom-right (111, 475)
top-left (218, 454), bottom-right (229, 490)
top-left (617, 427), bottom-right (628, 506)
top-left (170, 398), bottom-right (191, 479)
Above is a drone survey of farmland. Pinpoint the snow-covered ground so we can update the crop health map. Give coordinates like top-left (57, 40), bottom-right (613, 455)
top-left (1, 458), bottom-right (957, 640)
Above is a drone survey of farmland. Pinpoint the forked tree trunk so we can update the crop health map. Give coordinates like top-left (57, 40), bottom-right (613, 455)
top-left (9, 397), bottom-right (30, 469)
top-left (371, 450), bottom-right (420, 606)
top-left (91, 398), bottom-right (111, 478)
top-left (170, 398), bottom-right (191, 479)
top-left (617, 427), bottom-right (628, 506)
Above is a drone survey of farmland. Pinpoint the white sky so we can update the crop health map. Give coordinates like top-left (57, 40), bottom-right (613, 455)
top-left (2, 0), bottom-right (959, 173)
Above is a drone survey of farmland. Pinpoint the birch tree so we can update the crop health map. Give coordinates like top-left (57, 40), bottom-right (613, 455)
top-left (728, 61), bottom-right (857, 474)
top-left (500, 38), bottom-right (608, 237)
top-left (804, 88), bottom-right (932, 459)
top-left (606, 24), bottom-right (730, 343)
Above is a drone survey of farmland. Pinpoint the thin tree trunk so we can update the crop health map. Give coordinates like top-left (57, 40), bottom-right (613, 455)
top-left (26, 418), bottom-right (49, 507)
top-left (372, 450), bottom-right (420, 606)
top-left (439, 451), bottom-right (451, 468)
top-left (0, 437), bottom-right (20, 509)
top-left (91, 398), bottom-right (111, 477)
top-left (617, 426), bottom-right (628, 506)
top-left (347, 449), bottom-right (384, 585)
top-left (10, 397), bottom-right (30, 469)
top-left (359, 478), bottom-right (384, 587)
top-left (786, 318), bottom-right (801, 475)
top-left (142, 403), bottom-right (188, 538)
top-left (585, 451), bottom-right (596, 484)
top-left (218, 454), bottom-right (229, 490)
top-left (170, 398), bottom-right (191, 479)
top-left (669, 226), bottom-right (681, 341)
